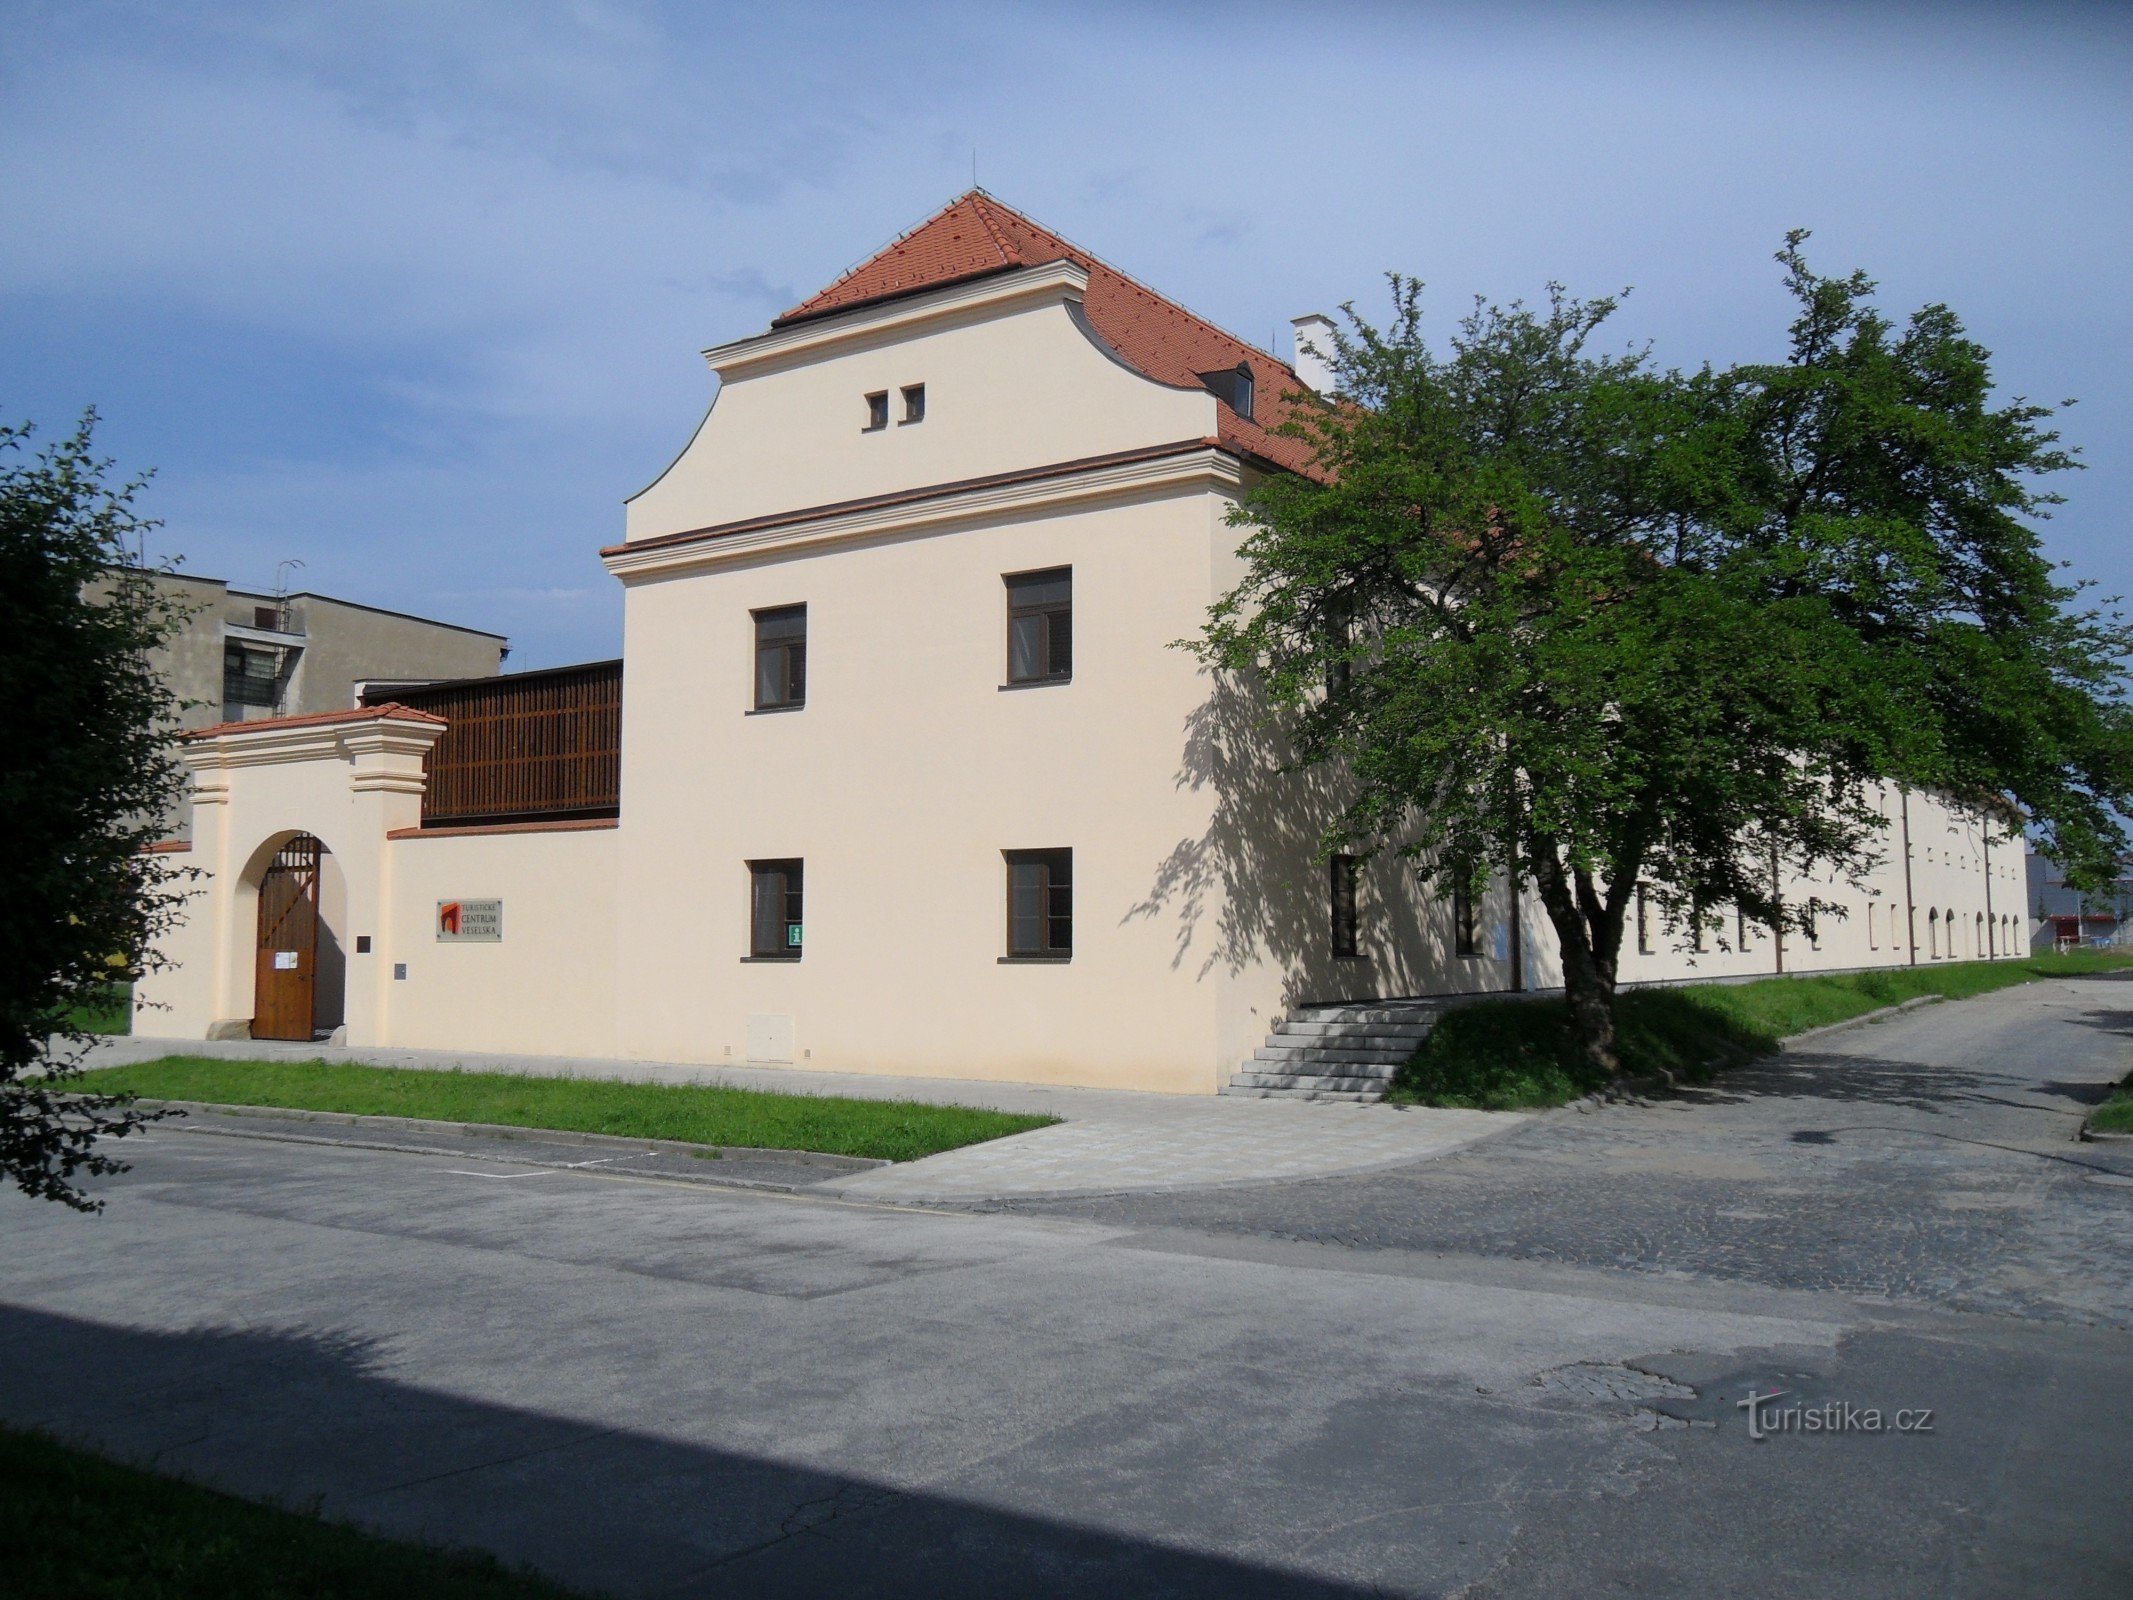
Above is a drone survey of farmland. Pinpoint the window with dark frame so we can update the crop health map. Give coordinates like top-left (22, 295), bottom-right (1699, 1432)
top-left (901, 384), bottom-right (926, 423)
top-left (1198, 364), bottom-right (1254, 419)
top-left (1330, 855), bottom-right (1360, 958)
top-left (1324, 600), bottom-right (1352, 695)
top-left (749, 859), bottom-right (804, 958)
top-left (1453, 876), bottom-right (1479, 958)
top-left (1006, 849), bottom-right (1072, 958)
top-left (1005, 567), bottom-right (1072, 684)
top-left (222, 642), bottom-right (279, 710)
top-left (864, 391), bottom-right (889, 430)
top-left (753, 604), bottom-right (807, 710)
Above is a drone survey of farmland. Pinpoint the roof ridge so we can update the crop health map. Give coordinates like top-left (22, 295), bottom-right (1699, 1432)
top-left (794, 191), bottom-right (1006, 315)
top-left (966, 191), bottom-right (1022, 265)
top-left (962, 192), bottom-right (1302, 379)
top-left (183, 702), bottom-right (449, 740)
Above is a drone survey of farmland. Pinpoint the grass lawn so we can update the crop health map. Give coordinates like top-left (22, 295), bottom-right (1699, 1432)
top-left (70, 1057), bottom-right (1056, 1163)
top-left (0, 1423), bottom-right (577, 1599)
top-left (66, 982), bottom-right (132, 1035)
top-left (2089, 1074), bottom-right (2133, 1136)
top-left (1391, 950), bottom-right (2133, 1112)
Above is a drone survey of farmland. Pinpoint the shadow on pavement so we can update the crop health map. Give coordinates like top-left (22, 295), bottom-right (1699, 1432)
top-left (1670, 1049), bottom-right (2053, 1116)
top-left (0, 1303), bottom-right (1375, 1600)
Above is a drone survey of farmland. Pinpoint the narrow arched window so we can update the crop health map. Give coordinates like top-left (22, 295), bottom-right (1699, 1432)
top-left (1928, 908), bottom-right (1940, 959)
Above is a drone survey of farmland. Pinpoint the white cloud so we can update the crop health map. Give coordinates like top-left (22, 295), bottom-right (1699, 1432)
top-left (5, 0), bottom-right (2128, 664)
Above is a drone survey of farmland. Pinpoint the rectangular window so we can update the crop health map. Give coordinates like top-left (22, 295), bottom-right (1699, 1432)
top-left (1324, 600), bottom-right (1352, 695)
top-left (1453, 876), bottom-right (1479, 958)
top-left (1006, 849), bottom-right (1072, 958)
top-left (1006, 567), bottom-right (1072, 684)
top-left (222, 642), bottom-right (279, 710)
top-left (863, 391), bottom-right (888, 431)
top-left (901, 383), bottom-right (926, 424)
top-left (1868, 903), bottom-right (1880, 949)
top-left (753, 604), bottom-right (806, 710)
top-left (1330, 855), bottom-right (1360, 958)
top-left (748, 859), bottom-right (804, 958)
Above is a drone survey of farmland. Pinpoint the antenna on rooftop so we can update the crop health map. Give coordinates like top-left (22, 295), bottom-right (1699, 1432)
top-left (272, 558), bottom-right (305, 632)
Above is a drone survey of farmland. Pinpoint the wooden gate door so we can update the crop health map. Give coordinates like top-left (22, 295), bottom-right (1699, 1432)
top-left (253, 834), bottom-right (322, 1041)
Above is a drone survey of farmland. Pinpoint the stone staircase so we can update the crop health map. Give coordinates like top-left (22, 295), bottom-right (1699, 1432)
top-left (1221, 1000), bottom-right (1452, 1102)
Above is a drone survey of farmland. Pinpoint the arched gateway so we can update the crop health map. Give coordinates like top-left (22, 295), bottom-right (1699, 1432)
top-left (253, 833), bottom-right (323, 1040)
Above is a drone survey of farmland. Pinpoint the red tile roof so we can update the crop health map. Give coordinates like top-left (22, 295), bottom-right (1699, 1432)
top-left (183, 703), bottom-right (447, 741)
top-left (775, 192), bottom-right (1321, 478)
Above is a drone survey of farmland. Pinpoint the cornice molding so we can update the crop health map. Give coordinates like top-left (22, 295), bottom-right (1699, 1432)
top-left (603, 443), bottom-right (1243, 583)
top-left (701, 259), bottom-right (1090, 379)
top-left (182, 715), bottom-right (445, 775)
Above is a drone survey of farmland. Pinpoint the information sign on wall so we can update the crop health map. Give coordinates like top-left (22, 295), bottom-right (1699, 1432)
top-left (436, 899), bottom-right (503, 942)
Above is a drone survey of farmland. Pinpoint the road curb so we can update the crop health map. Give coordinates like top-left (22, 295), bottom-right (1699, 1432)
top-left (1779, 993), bottom-right (1947, 1050)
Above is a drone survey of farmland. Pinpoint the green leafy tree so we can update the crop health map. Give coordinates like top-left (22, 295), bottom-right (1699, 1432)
top-left (1199, 239), bottom-right (2133, 1076)
top-left (0, 413), bottom-right (190, 1209)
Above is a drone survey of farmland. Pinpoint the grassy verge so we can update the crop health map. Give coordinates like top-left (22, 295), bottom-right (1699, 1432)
top-left (1391, 950), bottom-right (2133, 1112)
top-left (2088, 1073), bottom-right (2133, 1136)
top-left (0, 1422), bottom-right (577, 1599)
top-left (70, 1057), bottom-right (1056, 1163)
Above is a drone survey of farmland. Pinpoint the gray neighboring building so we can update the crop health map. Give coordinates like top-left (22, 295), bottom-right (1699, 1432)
top-left (125, 570), bottom-right (509, 839)
top-left (2026, 850), bottom-right (2133, 949)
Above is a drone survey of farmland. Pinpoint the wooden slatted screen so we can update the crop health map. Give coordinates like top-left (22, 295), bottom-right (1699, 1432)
top-left (366, 660), bottom-right (621, 827)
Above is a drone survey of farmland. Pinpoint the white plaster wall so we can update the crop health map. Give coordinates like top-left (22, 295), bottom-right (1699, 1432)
top-left (613, 488), bottom-right (1226, 1091)
top-left (626, 293), bottom-right (1216, 539)
top-left (133, 724), bottom-right (422, 1039)
top-left (378, 831), bottom-right (619, 1057)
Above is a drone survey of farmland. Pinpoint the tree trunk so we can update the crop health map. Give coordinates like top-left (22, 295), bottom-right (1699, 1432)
top-left (1527, 838), bottom-right (1623, 1079)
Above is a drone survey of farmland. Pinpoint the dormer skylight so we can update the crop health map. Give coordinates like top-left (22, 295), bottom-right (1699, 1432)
top-left (1199, 364), bottom-right (1254, 420)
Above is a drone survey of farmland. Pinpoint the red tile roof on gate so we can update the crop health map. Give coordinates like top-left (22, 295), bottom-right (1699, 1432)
top-left (773, 191), bottom-right (1322, 478)
top-left (182, 703), bottom-right (447, 741)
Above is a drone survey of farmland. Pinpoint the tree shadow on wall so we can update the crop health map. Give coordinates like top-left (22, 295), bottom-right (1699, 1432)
top-left (1128, 674), bottom-right (1443, 1008)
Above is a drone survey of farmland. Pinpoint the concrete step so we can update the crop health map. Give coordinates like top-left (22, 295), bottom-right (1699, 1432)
top-left (1221, 999), bottom-right (1446, 1101)
top-left (1249, 1050), bottom-right (1403, 1075)
top-left (1269, 1020), bottom-right (1438, 1043)
top-left (1254, 1043), bottom-right (1410, 1065)
top-left (1293, 1004), bottom-right (1449, 1026)
top-left (1228, 1079), bottom-right (1390, 1100)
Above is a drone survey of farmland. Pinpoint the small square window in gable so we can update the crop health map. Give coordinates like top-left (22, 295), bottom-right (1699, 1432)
top-left (901, 384), bottom-right (925, 424)
top-left (863, 391), bottom-right (889, 431)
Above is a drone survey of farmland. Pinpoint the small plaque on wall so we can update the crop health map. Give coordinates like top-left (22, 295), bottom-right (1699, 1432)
top-left (436, 899), bottom-right (503, 942)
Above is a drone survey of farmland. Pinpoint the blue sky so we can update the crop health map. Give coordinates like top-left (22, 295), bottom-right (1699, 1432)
top-left (5, 1), bottom-right (2128, 667)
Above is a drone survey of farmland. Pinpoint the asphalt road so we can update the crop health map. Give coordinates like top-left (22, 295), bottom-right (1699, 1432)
top-left (4, 976), bottom-right (2131, 1597)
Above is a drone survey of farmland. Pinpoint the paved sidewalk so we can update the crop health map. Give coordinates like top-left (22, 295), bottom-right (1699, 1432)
top-left (822, 1098), bottom-right (1514, 1202)
top-left (80, 1034), bottom-right (1521, 1200)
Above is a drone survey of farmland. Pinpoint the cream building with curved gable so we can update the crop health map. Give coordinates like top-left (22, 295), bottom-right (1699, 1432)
top-left (139, 194), bottom-right (2030, 1093)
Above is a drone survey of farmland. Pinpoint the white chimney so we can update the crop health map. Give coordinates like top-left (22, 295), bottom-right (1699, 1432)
top-left (1290, 312), bottom-right (1339, 396)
